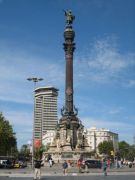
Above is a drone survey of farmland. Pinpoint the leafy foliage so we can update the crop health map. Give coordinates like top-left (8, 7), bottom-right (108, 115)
top-left (0, 112), bottom-right (17, 156)
top-left (127, 145), bottom-right (135, 161)
top-left (98, 140), bottom-right (114, 157)
top-left (98, 140), bottom-right (135, 161)
top-left (118, 141), bottom-right (129, 159)
top-left (118, 141), bottom-right (135, 161)
top-left (19, 144), bottom-right (31, 157)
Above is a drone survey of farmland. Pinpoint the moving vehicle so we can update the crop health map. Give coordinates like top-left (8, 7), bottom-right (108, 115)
top-left (85, 159), bottom-right (102, 168)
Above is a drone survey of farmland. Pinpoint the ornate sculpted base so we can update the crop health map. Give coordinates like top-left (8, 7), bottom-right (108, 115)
top-left (44, 150), bottom-right (92, 163)
top-left (45, 114), bottom-right (91, 161)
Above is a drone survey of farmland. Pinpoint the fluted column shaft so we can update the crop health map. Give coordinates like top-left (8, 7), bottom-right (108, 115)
top-left (64, 28), bottom-right (75, 114)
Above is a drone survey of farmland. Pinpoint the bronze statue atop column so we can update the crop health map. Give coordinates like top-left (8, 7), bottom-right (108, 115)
top-left (64, 10), bottom-right (75, 26)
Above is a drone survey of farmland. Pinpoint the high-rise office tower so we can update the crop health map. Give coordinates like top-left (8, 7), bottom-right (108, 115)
top-left (34, 86), bottom-right (58, 141)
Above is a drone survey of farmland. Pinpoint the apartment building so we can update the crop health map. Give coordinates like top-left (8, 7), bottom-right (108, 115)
top-left (85, 127), bottom-right (119, 152)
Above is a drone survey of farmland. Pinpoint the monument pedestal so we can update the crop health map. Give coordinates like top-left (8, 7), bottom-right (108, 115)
top-left (44, 149), bottom-right (92, 163)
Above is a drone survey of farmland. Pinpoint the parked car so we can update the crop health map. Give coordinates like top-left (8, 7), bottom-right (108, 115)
top-left (0, 160), bottom-right (6, 168)
top-left (19, 161), bottom-right (27, 168)
top-left (14, 162), bottom-right (20, 168)
top-left (0, 163), bottom-right (4, 168)
top-left (85, 160), bottom-right (102, 169)
top-left (0, 160), bottom-right (14, 169)
top-left (14, 161), bottom-right (27, 168)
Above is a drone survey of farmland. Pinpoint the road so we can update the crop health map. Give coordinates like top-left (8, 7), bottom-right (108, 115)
top-left (0, 175), bottom-right (135, 180)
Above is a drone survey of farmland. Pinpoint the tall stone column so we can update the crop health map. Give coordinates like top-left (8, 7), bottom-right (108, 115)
top-left (64, 21), bottom-right (75, 114)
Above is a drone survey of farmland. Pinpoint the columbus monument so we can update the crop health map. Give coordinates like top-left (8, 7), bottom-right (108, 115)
top-left (46, 10), bottom-right (90, 160)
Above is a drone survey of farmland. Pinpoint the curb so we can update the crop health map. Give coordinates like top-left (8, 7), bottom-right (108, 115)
top-left (0, 171), bottom-right (135, 177)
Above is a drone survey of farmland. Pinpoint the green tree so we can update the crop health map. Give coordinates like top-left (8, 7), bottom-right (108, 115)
top-left (98, 140), bottom-right (114, 157)
top-left (0, 112), bottom-right (17, 156)
top-left (118, 141), bottom-right (135, 161)
top-left (127, 145), bottom-right (135, 161)
top-left (118, 141), bottom-right (130, 159)
top-left (19, 144), bottom-right (30, 158)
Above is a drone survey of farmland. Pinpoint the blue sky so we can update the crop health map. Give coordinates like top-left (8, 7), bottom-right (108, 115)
top-left (0, 0), bottom-right (135, 148)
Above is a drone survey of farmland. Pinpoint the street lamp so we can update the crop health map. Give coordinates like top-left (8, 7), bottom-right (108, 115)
top-left (27, 77), bottom-right (44, 168)
top-left (27, 77), bottom-right (44, 88)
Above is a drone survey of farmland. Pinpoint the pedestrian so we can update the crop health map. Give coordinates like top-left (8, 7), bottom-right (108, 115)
top-left (114, 157), bottom-right (118, 168)
top-left (67, 160), bottom-right (71, 168)
top-left (34, 158), bottom-right (42, 180)
top-left (62, 160), bottom-right (68, 175)
top-left (82, 160), bottom-right (85, 169)
top-left (49, 158), bottom-right (53, 167)
top-left (77, 158), bottom-right (82, 173)
top-left (102, 159), bottom-right (108, 176)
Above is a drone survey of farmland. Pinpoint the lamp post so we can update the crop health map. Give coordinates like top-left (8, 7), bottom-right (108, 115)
top-left (27, 77), bottom-right (44, 168)
top-left (27, 77), bottom-right (44, 89)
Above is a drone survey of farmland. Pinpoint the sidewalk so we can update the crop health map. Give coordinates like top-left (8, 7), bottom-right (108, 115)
top-left (0, 164), bottom-right (135, 177)
top-left (0, 171), bottom-right (135, 178)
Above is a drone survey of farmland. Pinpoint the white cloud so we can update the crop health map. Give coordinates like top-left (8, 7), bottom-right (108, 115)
top-left (0, 36), bottom-right (134, 106)
top-left (76, 37), bottom-right (135, 85)
top-left (124, 79), bottom-right (135, 88)
top-left (4, 110), bottom-right (32, 127)
top-left (83, 117), bottom-right (132, 130)
top-left (107, 107), bottom-right (123, 115)
top-left (0, 43), bottom-right (64, 104)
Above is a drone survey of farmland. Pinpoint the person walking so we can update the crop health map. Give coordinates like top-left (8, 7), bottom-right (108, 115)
top-left (102, 159), bottom-right (108, 176)
top-left (62, 160), bottom-right (68, 175)
top-left (49, 158), bottom-right (53, 167)
top-left (34, 158), bottom-right (42, 180)
top-left (77, 158), bottom-right (83, 173)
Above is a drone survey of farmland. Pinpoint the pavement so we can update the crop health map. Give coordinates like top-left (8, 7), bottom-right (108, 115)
top-left (0, 163), bottom-right (135, 177)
